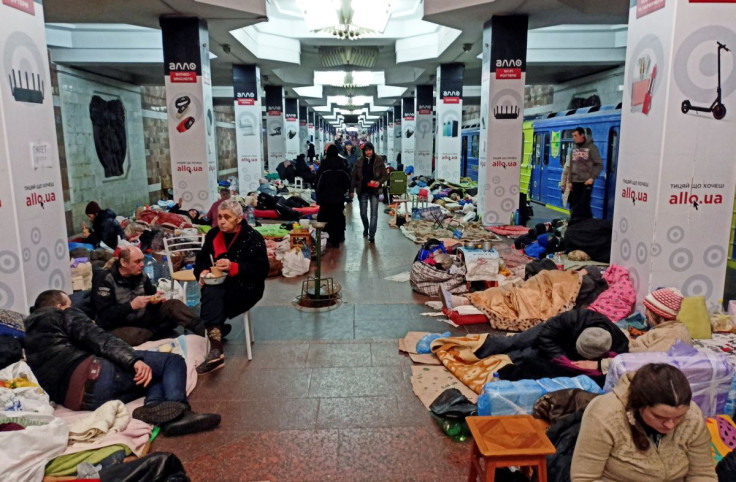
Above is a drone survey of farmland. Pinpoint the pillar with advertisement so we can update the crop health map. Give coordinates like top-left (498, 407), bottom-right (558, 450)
top-left (264, 86), bottom-right (285, 171)
top-left (435, 63), bottom-right (464, 183)
top-left (415, 85), bottom-right (434, 176)
top-left (375, 117), bottom-right (382, 154)
top-left (386, 110), bottom-right (395, 164)
top-left (284, 98), bottom-right (299, 161)
top-left (307, 110), bottom-right (315, 159)
top-left (299, 104), bottom-right (308, 156)
top-left (393, 105), bottom-right (402, 166)
top-left (478, 15), bottom-right (528, 226)
top-left (233, 64), bottom-right (263, 195)
top-left (160, 17), bottom-right (218, 212)
top-left (611, 0), bottom-right (736, 307)
top-left (402, 97), bottom-right (416, 168)
top-left (0, 0), bottom-right (71, 312)
top-left (316, 117), bottom-right (323, 156)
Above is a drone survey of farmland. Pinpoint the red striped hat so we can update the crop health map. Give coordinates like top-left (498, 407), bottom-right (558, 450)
top-left (643, 287), bottom-right (683, 320)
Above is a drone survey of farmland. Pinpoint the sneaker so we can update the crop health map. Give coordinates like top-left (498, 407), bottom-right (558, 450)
top-left (162, 409), bottom-right (221, 437)
top-left (440, 286), bottom-right (454, 310)
top-left (132, 401), bottom-right (187, 425)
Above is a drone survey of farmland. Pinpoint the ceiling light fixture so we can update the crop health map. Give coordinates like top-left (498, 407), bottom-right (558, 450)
top-left (297, 0), bottom-right (391, 40)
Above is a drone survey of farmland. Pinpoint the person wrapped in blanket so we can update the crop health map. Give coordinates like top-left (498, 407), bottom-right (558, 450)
top-left (193, 199), bottom-right (270, 374)
top-left (571, 363), bottom-right (716, 481)
top-left (24, 290), bottom-right (220, 437)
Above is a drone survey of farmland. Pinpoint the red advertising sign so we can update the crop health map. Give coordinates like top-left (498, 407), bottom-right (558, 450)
top-left (637, 0), bottom-right (666, 17)
top-left (443, 97), bottom-right (460, 104)
top-left (3, 0), bottom-right (35, 14)
top-left (169, 72), bottom-right (197, 83)
top-left (237, 99), bottom-right (255, 106)
top-left (496, 68), bottom-right (522, 80)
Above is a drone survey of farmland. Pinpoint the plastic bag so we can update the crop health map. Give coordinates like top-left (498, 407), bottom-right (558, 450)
top-left (282, 248), bottom-right (310, 278)
top-left (430, 388), bottom-right (478, 419)
top-left (0, 361), bottom-right (53, 415)
top-left (156, 279), bottom-right (184, 303)
top-left (416, 331), bottom-right (451, 354)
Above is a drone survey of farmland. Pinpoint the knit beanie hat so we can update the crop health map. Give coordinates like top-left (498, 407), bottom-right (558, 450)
top-left (85, 201), bottom-right (101, 215)
top-left (576, 327), bottom-right (613, 360)
top-left (363, 141), bottom-right (374, 152)
top-left (643, 287), bottom-right (683, 320)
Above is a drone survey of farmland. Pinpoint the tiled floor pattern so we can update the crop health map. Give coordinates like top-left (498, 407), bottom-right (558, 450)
top-left (152, 202), bottom-right (563, 480)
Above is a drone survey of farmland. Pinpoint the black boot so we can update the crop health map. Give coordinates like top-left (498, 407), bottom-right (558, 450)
top-left (162, 409), bottom-right (221, 437)
top-left (197, 327), bottom-right (225, 374)
top-left (132, 401), bottom-right (187, 425)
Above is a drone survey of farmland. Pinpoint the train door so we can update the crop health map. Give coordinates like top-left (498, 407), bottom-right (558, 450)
top-left (603, 126), bottom-right (620, 220)
top-left (529, 132), bottom-right (545, 201)
top-left (461, 135), bottom-right (468, 177)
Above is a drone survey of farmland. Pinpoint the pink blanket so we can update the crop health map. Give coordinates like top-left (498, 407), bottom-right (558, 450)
top-left (588, 264), bottom-right (636, 322)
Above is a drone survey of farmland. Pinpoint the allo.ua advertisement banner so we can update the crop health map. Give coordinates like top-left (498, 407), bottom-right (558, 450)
top-left (611, 0), bottom-right (736, 307)
top-left (375, 117), bottom-right (382, 154)
top-left (436, 63), bottom-right (464, 182)
top-left (233, 64), bottom-right (262, 195)
top-left (478, 15), bottom-right (528, 226)
top-left (393, 105), bottom-right (402, 165)
top-left (386, 111), bottom-right (395, 164)
top-left (414, 85), bottom-right (433, 176)
top-left (299, 104), bottom-right (308, 156)
top-left (316, 117), bottom-right (323, 156)
top-left (284, 98), bottom-right (299, 160)
top-left (402, 97), bottom-right (416, 168)
top-left (0, 0), bottom-right (71, 311)
top-left (264, 86), bottom-right (285, 171)
top-left (161, 17), bottom-right (217, 212)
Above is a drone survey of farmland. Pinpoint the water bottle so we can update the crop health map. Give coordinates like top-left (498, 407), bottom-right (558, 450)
top-left (185, 281), bottom-right (200, 307)
top-left (143, 254), bottom-right (155, 281)
top-left (246, 206), bottom-right (256, 225)
top-left (554, 252), bottom-right (564, 271)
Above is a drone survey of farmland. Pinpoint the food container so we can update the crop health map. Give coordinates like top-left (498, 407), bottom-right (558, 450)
top-left (299, 219), bottom-right (311, 229)
top-left (203, 274), bottom-right (226, 285)
top-left (481, 240), bottom-right (493, 251)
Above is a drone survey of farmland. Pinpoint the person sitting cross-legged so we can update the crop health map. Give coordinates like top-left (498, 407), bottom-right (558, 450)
top-left (23, 290), bottom-right (220, 436)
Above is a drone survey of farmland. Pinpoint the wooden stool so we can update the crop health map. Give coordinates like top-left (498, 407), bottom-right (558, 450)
top-left (466, 415), bottom-right (555, 482)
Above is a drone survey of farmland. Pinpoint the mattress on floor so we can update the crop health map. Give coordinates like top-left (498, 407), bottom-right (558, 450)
top-left (253, 205), bottom-right (319, 219)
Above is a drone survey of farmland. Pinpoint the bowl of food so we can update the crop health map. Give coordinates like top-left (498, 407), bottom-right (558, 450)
top-left (149, 293), bottom-right (165, 304)
top-left (203, 270), bottom-right (227, 285)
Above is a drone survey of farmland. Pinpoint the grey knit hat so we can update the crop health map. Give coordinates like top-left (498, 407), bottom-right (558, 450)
top-left (575, 327), bottom-right (613, 360)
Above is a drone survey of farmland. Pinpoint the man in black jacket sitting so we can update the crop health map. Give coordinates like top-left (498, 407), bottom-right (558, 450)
top-left (92, 246), bottom-right (204, 346)
top-left (81, 201), bottom-right (126, 249)
top-left (24, 290), bottom-right (220, 436)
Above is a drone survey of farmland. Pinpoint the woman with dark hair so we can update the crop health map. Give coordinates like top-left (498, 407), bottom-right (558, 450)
top-left (351, 142), bottom-right (387, 243)
top-left (315, 144), bottom-right (351, 247)
top-left (571, 363), bottom-right (715, 481)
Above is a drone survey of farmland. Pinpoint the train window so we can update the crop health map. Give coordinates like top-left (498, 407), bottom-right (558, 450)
top-left (543, 134), bottom-right (550, 165)
top-left (471, 134), bottom-right (479, 158)
top-left (533, 133), bottom-right (542, 165)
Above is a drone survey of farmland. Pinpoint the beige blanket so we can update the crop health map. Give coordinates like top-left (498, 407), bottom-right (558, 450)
top-left (66, 400), bottom-right (129, 443)
top-left (468, 269), bottom-right (582, 332)
top-left (430, 334), bottom-right (512, 394)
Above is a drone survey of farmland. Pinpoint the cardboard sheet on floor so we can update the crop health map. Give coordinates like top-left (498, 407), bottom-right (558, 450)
top-left (409, 352), bottom-right (442, 365)
top-left (411, 365), bottom-right (478, 409)
top-left (400, 331), bottom-right (430, 354)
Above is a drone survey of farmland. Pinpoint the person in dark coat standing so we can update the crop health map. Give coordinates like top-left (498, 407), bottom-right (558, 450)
top-left (307, 141), bottom-right (316, 162)
top-left (351, 142), bottom-right (388, 243)
top-left (193, 199), bottom-right (269, 374)
top-left (315, 144), bottom-right (351, 247)
top-left (81, 201), bottom-right (126, 249)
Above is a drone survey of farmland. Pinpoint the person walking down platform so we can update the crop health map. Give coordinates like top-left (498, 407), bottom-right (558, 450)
top-left (560, 127), bottom-right (602, 222)
top-left (194, 199), bottom-right (269, 374)
top-left (316, 144), bottom-right (351, 247)
top-left (351, 141), bottom-right (388, 243)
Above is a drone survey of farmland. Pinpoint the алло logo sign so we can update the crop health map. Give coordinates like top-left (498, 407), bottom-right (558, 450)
top-left (495, 59), bottom-right (522, 80)
top-left (169, 62), bottom-right (197, 83)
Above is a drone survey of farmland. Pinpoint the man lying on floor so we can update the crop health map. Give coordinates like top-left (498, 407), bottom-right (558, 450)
top-left (23, 289), bottom-right (220, 437)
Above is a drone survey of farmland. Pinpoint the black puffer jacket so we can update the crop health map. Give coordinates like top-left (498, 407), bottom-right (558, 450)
top-left (83, 208), bottom-right (126, 249)
top-left (315, 155), bottom-right (351, 205)
top-left (535, 308), bottom-right (629, 361)
top-left (193, 222), bottom-right (269, 318)
top-left (23, 307), bottom-right (141, 404)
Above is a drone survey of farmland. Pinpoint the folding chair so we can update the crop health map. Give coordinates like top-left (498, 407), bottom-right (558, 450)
top-left (162, 233), bottom-right (205, 300)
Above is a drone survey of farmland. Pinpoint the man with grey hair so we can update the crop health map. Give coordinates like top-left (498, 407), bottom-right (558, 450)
top-left (257, 178), bottom-right (277, 196)
top-left (92, 245), bottom-right (205, 345)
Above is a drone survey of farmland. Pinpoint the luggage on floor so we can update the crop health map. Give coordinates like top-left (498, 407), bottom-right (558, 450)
top-left (477, 375), bottom-right (603, 416)
top-left (604, 341), bottom-right (734, 417)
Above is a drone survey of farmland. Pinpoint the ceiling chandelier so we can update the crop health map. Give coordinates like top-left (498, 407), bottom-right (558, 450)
top-left (297, 0), bottom-right (391, 41)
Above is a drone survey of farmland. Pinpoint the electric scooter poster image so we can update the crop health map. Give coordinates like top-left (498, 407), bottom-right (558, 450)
top-left (674, 25), bottom-right (735, 121)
